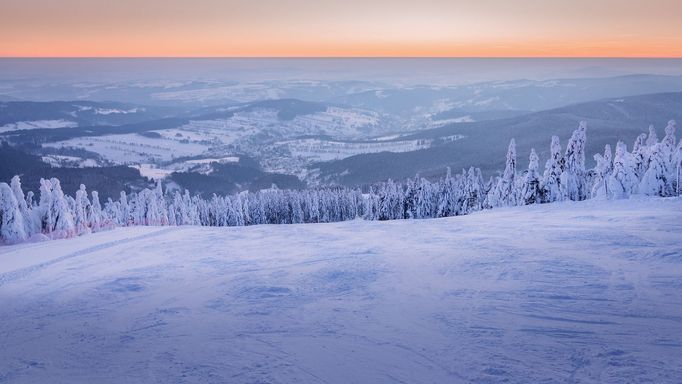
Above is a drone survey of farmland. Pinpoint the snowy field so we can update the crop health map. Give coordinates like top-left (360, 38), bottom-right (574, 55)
top-left (0, 120), bottom-right (78, 133)
top-left (45, 134), bottom-right (212, 164)
top-left (279, 137), bottom-right (434, 162)
top-left (1, 198), bottom-right (681, 383)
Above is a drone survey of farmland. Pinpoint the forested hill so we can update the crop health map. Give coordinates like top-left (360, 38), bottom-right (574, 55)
top-left (313, 92), bottom-right (682, 186)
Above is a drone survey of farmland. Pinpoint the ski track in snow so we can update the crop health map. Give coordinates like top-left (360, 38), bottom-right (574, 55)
top-left (1, 198), bottom-right (682, 383)
top-left (0, 228), bottom-right (179, 288)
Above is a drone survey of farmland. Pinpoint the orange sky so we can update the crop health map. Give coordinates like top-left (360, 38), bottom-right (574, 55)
top-left (2, 0), bottom-right (682, 57)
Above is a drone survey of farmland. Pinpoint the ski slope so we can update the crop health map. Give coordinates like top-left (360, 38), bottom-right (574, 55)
top-left (1, 198), bottom-right (681, 383)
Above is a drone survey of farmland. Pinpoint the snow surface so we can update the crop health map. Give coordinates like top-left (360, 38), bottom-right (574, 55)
top-left (1, 198), bottom-right (681, 383)
top-left (0, 120), bottom-right (78, 133)
top-left (129, 164), bottom-right (175, 180)
top-left (45, 134), bottom-right (212, 164)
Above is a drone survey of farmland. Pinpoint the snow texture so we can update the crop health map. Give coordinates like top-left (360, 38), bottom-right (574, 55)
top-left (0, 120), bottom-right (78, 133)
top-left (1, 197), bottom-right (681, 383)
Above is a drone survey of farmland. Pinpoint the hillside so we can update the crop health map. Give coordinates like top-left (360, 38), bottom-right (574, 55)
top-left (314, 92), bottom-right (682, 185)
top-left (1, 197), bottom-right (681, 383)
top-left (333, 74), bottom-right (682, 117)
top-left (0, 101), bottom-right (176, 128)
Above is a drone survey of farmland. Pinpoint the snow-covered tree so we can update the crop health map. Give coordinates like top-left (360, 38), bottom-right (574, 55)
top-left (10, 176), bottom-right (35, 236)
top-left (415, 177), bottom-right (436, 219)
top-left (541, 136), bottom-right (563, 203)
top-left (435, 168), bottom-right (458, 217)
top-left (0, 182), bottom-right (28, 244)
top-left (154, 181), bottom-right (169, 226)
top-left (487, 139), bottom-right (517, 207)
top-left (167, 203), bottom-right (177, 226)
top-left (460, 167), bottom-right (484, 214)
top-left (36, 178), bottom-right (53, 235)
top-left (662, 120), bottom-right (677, 193)
top-left (607, 141), bottom-right (639, 199)
top-left (676, 141), bottom-right (682, 196)
top-left (74, 184), bottom-right (90, 235)
top-left (591, 153), bottom-right (609, 198)
top-left (631, 133), bottom-right (648, 178)
top-left (118, 191), bottom-right (130, 226)
top-left (520, 148), bottom-right (541, 204)
top-left (364, 187), bottom-right (380, 220)
top-left (89, 191), bottom-right (103, 232)
top-left (646, 124), bottom-right (658, 147)
top-left (48, 178), bottom-right (75, 239)
top-left (403, 176), bottom-right (419, 219)
top-left (25, 190), bottom-right (35, 210)
top-left (591, 145), bottom-right (615, 198)
top-left (290, 193), bottom-right (305, 224)
top-left (560, 121), bottom-right (588, 201)
top-left (639, 143), bottom-right (669, 196)
top-left (662, 120), bottom-right (677, 155)
top-left (603, 144), bottom-right (613, 175)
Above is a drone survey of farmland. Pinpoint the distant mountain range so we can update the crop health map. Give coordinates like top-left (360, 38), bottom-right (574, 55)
top-left (0, 100), bottom-right (177, 127)
top-left (4, 75), bottom-right (682, 193)
top-left (332, 74), bottom-right (682, 117)
top-left (313, 91), bottom-right (682, 186)
top-left (1, 98), bottom-right (356, 143)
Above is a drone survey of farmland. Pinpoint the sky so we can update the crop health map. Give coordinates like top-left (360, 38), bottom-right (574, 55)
top-left (1, 0), bottom-right (682, 57)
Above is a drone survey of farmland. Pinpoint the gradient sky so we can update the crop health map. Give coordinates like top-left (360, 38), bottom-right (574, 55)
top-left (2, 0), bottom-right (682, 57)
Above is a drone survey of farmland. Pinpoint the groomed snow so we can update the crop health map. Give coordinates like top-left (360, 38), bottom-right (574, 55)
top-left (1, 198), bottom-right (681, 383)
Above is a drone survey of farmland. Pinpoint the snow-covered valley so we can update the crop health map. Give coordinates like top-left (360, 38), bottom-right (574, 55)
top-left (1, 197), bottom-right (681, 383)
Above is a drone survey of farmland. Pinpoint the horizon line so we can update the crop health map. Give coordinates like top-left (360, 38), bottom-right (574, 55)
top-left (2, 56), bottom-right (682, 60)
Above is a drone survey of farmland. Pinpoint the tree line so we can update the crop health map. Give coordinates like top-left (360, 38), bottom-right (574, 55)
top-left (1, 120), bottom-right (681, 244)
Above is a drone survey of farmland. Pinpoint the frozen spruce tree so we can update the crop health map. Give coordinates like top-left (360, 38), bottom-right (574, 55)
top-left (290, 193), bottom-right (304, 224)
top-left (416, 177), bottom-right (435, 219)
top-left (10, 175), bottom-right (35, 236)
top-left (167, 203), bottom-right (177, 226)
top-left (639, 143), bottom-right (669, 196)
top-left (488, 139), bottom-right (517, 207)
top-left (103, 198), bottom-right (119, 226)
top-left (646, 124), bottom-right (659, 147)
top-left (90, 191), bottom-right (103, 231)
top-left (631, 133), bottom-right (648, 178)
top-left (48, 178), bottom-right (75, 238)
top-left (118, 191), bottom-right (130, 226)
top-left (607, 141), bottom-right (639, 198)
top-left (154, 181), bottom-right (169, 226)
top-left (591, 144), bottom-right (614, 198)
top-left (676, 141), bottom-right (682, 196)
top-left (25, 190), bottom-right (35, 210)
top-left (364, 186), bottom-right (380, 220)
top-left (143, 189), bottom-right (160, 225)
top-left (436, 168), bottom-right (460, 217)
top-left (603, 144), bottom-right (613, 175)
top-left (662, 120), bottom-right (677, 155)
top-left (662, 120), bottom-right (677, 193)
top-left (591, 153), bottom-right (610, 198)
top-left (472, 168), bottom-right (486, 211)
top-left (560, 121), bottom-right (588, 201)
top-left (173, 191), bottom-right (187, 225)
top-left (520, 148), bottom-right (541, 204)
top-left (36, 178), bottom-right (53, 235)
top-left (403, 176), bottom-right (419, 219)
top-left (541, 136), bottom-right (563, 203)
top-left (461, 167), bottom-right (484, 214)
top-left (74, 184), bottom-right (90, 235)
top-left (0, 182), bottom-right (28, 244)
